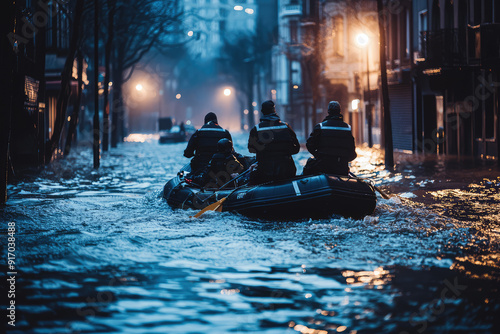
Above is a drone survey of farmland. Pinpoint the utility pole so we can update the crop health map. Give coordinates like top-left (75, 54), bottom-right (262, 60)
top-left (377, 0), bottom-right (394, 170)
top-left (103, 1), bottom-right (115, 152)
top-left (0, 1), bottom-right (15, 204)
top-left (93, 0), bottom-right (100, 168)
top-left (366, 46), bottom-right (373, 148)
top-left (245, 57), bottom-right (255, 129)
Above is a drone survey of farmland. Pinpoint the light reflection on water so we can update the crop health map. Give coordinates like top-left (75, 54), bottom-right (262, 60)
top-left (1, 133), bottom-right (499, 333)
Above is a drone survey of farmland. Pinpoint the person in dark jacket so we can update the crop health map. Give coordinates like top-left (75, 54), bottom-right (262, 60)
top-left (184, 112), bottom-right (232, 173)
top-left (248, 100), bottom-right (300, 184)
top-left (193, 138), bottom-right (244, 188)
top-left (303, 101), bottom-right (357, 176)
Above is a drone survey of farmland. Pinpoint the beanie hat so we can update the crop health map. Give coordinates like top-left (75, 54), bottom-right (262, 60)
top-left (328, 101), bottom-right (341, 115)
top-left (217, 138), bottom-right (232, 153)
top-left (204, 112), bottom-right (218, 124)
top-left (261, 100), bottom-right (275, 115)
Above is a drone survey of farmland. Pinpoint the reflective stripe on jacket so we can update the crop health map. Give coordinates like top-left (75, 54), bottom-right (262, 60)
top-left (306, 115), bottom-right (357, 161)
top-left (248, 114), bottom-right (300, 159)
top-left (184, 121), bottom-right (232, 162)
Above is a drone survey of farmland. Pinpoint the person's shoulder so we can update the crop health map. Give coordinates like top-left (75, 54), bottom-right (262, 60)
top-left (339, 119), bottom-right (351, 128)
top-left (284, 122), bottom-right (296, 131)
top-left (312, 122), bottom-right (322, 130)
top-left (212, 152), bottom-right (225, 159)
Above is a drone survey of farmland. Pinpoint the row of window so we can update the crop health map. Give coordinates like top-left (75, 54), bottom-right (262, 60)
top-left (187, 0), bottom-right (248, 4)
top-left (320, 1), bottom-right (500, 62)
top-left (428, 0), bottom-right (500, 30)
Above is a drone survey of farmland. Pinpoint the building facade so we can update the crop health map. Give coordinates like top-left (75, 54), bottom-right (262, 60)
top-left (273, 0), bottom-right (380, 143)
top-left (2, 0), bottom-right (48, 170)
top-left (273, 0), bottom-right (324, 140)
top-left (320, 0), bottom-right (380, 146)
top-left (183, 0), bottom-right (258, 59)
top-left (412, 0), bottom-right (500, 159)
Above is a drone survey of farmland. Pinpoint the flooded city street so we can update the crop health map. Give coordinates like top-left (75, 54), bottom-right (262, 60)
top-left (3, 0), bottom-right (500, 333)
top-left (1, 134), bottom-right (499, 334)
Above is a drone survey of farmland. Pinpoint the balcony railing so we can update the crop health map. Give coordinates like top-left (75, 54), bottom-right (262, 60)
top-left (419, 24), bottom-right (500, 68)
top-left (479, 23), bottom-right (500, 66)
top-left (420, 29), bottom-right (467, 67)
top-left (281, 4), bottom-right (302, 17)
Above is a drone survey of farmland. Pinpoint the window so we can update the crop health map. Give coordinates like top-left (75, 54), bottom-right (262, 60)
top-left (219, 20), bottom-right (226, 32)
top-left (432, 0), bottom-right (441, 30)
top-left (418, 10), bottom-right (428, 52)
top-left (289, 20), bottom-right (298, 43)
top-left (388, 13), bottom-right (398, 60)
top-left (495, 0), bottom-right (500, 23)
top-left (471, 0), bottom-right (481, 25)
top-left (484, 0), bottom-right (493, 23)
top-left (445, 0), bottom-right (454, 29)
top-left (291, 61), bottom-right (301, 86)
top-left (332, 15), bottom-right (344, 57)
top-left (406, 9), bottom-right (410, 58)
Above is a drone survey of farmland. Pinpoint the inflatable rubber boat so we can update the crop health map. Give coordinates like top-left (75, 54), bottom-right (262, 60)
top-left (163, 172), bottom-right (377, 220)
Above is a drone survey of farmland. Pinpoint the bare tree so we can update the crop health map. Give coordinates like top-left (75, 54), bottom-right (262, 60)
top-left (376, 0), bottom-right (394, 169)
top-left (110, 0), bottom-right (182, 146)
top-left (221, 29), bottom-right (274, 129)
top-left (102, 0), bottom-right (116, 152)
top-left (45, 0), bottom-right (85, 163)
top-left (64, 50), bottom-right (84, 156)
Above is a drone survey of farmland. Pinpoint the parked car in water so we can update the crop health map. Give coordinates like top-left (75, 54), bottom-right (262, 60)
top-left (158, 117), bottom-right (195, 144)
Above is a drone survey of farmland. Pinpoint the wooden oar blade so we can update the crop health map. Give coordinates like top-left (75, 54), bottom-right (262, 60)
top-left (349, 172), bottom-right (391, 199)
top-left (375, 186), bottom-right (390, 199)
top-left (191, 198), bottom-right (227, 218)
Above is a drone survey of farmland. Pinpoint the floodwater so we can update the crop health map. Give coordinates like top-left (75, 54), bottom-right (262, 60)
top-left (1, 133), bottom-right (499, 334)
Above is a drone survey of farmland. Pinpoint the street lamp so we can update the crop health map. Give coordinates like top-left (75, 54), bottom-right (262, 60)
top-left (136, 84), bottom-right (143, 91)
top-left (158, 89), bottom-right (163, 117)
top-left (355, 33), bottom-right (373, 148)
top-left (224, 88), bottom-right (231, 96)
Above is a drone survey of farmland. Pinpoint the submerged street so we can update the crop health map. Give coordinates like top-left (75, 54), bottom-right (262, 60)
top-left (1, 135), bottom-right (499, 333)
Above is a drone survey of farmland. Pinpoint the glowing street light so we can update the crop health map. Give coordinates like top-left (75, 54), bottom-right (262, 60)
top-left (234, 5), bottom-right (243, 11)
top-left (135, 83), bottom-right (143, 91)
top-left (187, 30), bottom-right (194, 37)
top-left (355, 33), bottom-right (369, 47)
top-left (223, 88), bottom-right (232, 96)
top-left (352, 99), bottom-right (360, 110)
top-left (176, 93), bottom-right (181, 100)
top-left (245, 8), bottom-right (254, 14)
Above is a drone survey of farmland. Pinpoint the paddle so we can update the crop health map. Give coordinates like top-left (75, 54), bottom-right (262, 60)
top-left (180, 162), bottom-right (191, 173)
top-left (191, 167), bottom-right (254, 218)
top-left (349, 172), bottom-right (390, 199)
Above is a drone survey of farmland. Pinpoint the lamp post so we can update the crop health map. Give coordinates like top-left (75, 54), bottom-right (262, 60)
top-left (356, 33), bottom-right (373, 148)
top-left (158, 89), bottom-right (164, 117)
